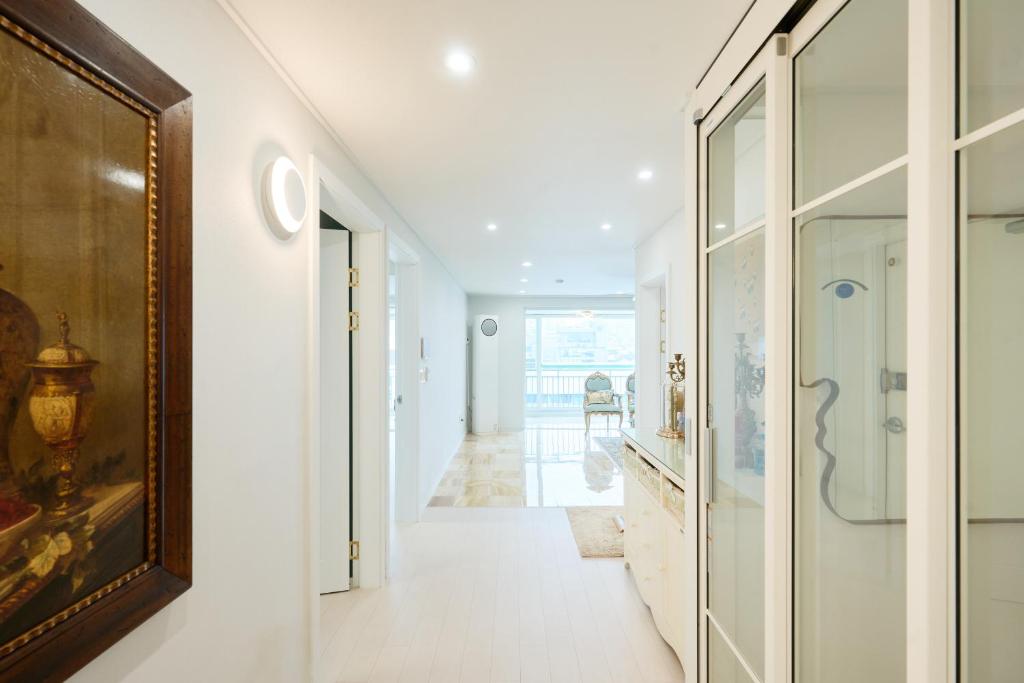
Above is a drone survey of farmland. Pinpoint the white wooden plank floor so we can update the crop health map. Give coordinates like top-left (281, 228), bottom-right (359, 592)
top-left (320, 507), bottom-right (684, 683)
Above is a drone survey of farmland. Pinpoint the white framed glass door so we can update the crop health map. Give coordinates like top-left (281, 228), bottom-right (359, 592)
top-left (791, 0), bottom-right (909, 680)
top-left (699, 55), bottom-right (770, 683)
top-left (686, 1), bottom-right (1024, 679)
top-left (957, 1), bottom-right (1024, 679)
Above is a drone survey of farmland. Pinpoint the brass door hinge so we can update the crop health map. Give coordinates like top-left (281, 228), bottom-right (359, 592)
top-left (348, 267), bottom-right (360, 288)
top-left (349, 540), bottom-right (360, 561)
top-left (348, 311), bottom-right (360, 332)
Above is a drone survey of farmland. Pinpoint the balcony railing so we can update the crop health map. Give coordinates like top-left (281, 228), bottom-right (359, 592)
top-left (525, 367), bottom-right (633, 412)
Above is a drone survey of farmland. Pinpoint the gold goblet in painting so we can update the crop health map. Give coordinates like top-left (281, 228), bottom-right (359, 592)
top-left (26, 313), bottom-right (99, 518)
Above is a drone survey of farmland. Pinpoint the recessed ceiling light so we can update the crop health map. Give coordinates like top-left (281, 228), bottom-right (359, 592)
top-left (520, 278), bottom-right (528, 283)
top-left (616, 291), bottom-right (625, 295)
top-left (637, 168), bottom-right (654, 182)
top-left (445, 49), bottom-right (476, 75)
top-left (555, 278), bottom-right (565, 284)
top-left (714, 223), bottom-right (727, 230)
top-left (486, 223), bottom-right (498, 232)
top-left (522, 261), bottom-right (532, 267)
top-left (601, 223), bottom-right (612, 231)
top-left (519, 290), bottom-right (526, 295)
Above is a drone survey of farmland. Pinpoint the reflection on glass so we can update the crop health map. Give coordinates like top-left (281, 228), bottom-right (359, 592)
top-left (794, 0), bottom-right (907, 206)
top-left (960, 120), bottom-right (1024, 681)
top-left (960, 0), bottom-right (1024, 134)
top-left (796, 169), bottom-right (906, 683)
top-left (708, 229), bottom-right (765, 679)
top-left (709, 81), bottom-right (766, 246)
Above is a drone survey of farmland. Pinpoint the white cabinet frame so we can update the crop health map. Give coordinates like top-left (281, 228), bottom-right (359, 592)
top-left (695, 42), bottom-right (780, 683)
top-left (684, 0), bottom-right (960, 680)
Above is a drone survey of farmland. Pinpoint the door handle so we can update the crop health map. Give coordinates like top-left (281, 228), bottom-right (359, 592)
top-left (704, 426), bottom-right (714, 504)
top-left (883, 416), bottom-right (905, 434)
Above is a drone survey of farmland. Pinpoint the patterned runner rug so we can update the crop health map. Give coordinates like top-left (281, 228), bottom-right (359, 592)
top-left (565, 506), bottom-right (625, 558)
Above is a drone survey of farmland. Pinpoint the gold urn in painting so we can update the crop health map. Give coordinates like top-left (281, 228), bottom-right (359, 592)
top-left (25, 313), bottom-right (99, 517)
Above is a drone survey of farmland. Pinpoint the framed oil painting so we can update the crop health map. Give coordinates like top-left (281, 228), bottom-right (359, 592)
top-left (0, 1), bottom-right (192, 679)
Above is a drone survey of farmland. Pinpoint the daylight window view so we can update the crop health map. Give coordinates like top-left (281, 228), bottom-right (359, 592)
top-left (524, 310), bottom-right (635, 414)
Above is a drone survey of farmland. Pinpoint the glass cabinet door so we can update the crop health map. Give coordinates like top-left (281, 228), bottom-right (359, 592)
top-left (958, 2), bottom-right (1024, 679)
top-left (705, 80), bottom-right (767, 683)
top-left (793, 1), bottom-right (908, 681)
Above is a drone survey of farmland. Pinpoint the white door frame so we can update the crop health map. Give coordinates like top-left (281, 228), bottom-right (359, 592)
top-left (695, 44), bottom-right (774, 683)
top-left (306, 155), bottom-right (388, 676)
top-left (388, 232), bottom-right (421, 525)
top-left (318, 226), bottom-right (351, 596)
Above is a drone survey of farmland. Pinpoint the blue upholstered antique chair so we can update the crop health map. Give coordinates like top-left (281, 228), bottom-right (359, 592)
top-left (626, 373), bottom-right (636, 427)
top-left (582, 372), bottom-right (623, 431)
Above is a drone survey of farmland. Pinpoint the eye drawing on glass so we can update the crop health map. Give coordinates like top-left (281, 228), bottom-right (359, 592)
top-left (0, 1), bottom-right (192, 679)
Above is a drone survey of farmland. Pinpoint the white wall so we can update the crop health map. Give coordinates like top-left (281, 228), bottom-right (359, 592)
top-left (635, 210), bottom-right (688, 426)
top-left (68, 0), bottom-right (465, 680)
top-left (467, 295), bottom-right (634, 431)
top-left (414, 256), bottom-right (468, 510)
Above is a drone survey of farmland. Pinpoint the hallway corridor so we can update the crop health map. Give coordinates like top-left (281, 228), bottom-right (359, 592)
top-left (319, 507), bottom-right (683, 683)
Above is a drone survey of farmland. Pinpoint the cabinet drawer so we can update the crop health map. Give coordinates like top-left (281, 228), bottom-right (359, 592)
top-left (638, 457), bottom-right (661, 499)
top-left (624, 444), bottom-right (638, 476)
top-left (662, 477), bottom-right (684, 526)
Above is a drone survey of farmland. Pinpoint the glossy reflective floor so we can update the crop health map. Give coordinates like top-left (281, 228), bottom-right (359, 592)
top-left (428, 415), bottom-right (625, 508)
top-left (319, 507), bottom-right (684, 682)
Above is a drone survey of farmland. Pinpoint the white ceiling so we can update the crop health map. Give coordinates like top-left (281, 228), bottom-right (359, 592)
top-left (227, 0), bottom-right (751, 295)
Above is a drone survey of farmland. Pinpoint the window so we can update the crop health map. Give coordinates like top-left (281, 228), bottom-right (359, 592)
top-left (524, 310), bottom-right (635, 413)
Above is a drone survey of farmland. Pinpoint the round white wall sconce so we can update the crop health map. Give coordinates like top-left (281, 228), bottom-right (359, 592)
top-left (262, 156), bottom-right (307, 238)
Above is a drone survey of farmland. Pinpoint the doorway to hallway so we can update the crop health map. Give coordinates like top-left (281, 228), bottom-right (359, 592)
top-left (318, 211), bottom-right (353, 595)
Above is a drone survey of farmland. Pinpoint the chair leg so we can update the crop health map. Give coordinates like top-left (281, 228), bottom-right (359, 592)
top-left (618, 412), bottom-right (623, 429)
top-left (585, 413), bottom-right (590, 432)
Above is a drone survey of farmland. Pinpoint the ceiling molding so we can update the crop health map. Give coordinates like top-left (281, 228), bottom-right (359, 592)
top-left (215, 0), bottom-right (465, 289)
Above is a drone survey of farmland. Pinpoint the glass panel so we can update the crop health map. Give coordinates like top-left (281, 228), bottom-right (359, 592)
top-left (711, 622), bottom-right (756, 683)
top-left (794, 0), bottom-right (907, 206)
top-left (709, 81), bottom-right (766, 246)
top-left (960, 0), bottom-right (1024, 134)
top-left (795, 168), bottom-right (906, 682)
top-left (960, 120), bottom-right (1024, 681)
top-left (708, 229), bottom-right (765, 679)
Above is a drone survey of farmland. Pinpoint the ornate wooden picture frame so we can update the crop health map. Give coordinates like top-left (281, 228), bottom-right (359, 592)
top-left (0, 1), bottom-right (192, 679)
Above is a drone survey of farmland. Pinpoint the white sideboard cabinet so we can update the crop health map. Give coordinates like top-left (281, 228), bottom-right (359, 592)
top-left (621, 427), bottom-right (688, 672)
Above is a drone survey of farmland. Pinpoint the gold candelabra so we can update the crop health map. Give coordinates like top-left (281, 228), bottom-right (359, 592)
top-left (657, 353), bottom-right (686, 439)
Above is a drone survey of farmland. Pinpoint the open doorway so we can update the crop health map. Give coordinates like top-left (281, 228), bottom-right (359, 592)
top-left (310, 159), bottom-right (390, 674)
top-left (318, 211), bottom-right (352, 595)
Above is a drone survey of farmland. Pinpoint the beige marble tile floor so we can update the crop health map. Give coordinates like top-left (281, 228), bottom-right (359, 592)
top-left (319, 506), bottom-right (685, 683)
top-left (428, 417), bottom-right (625, 509)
